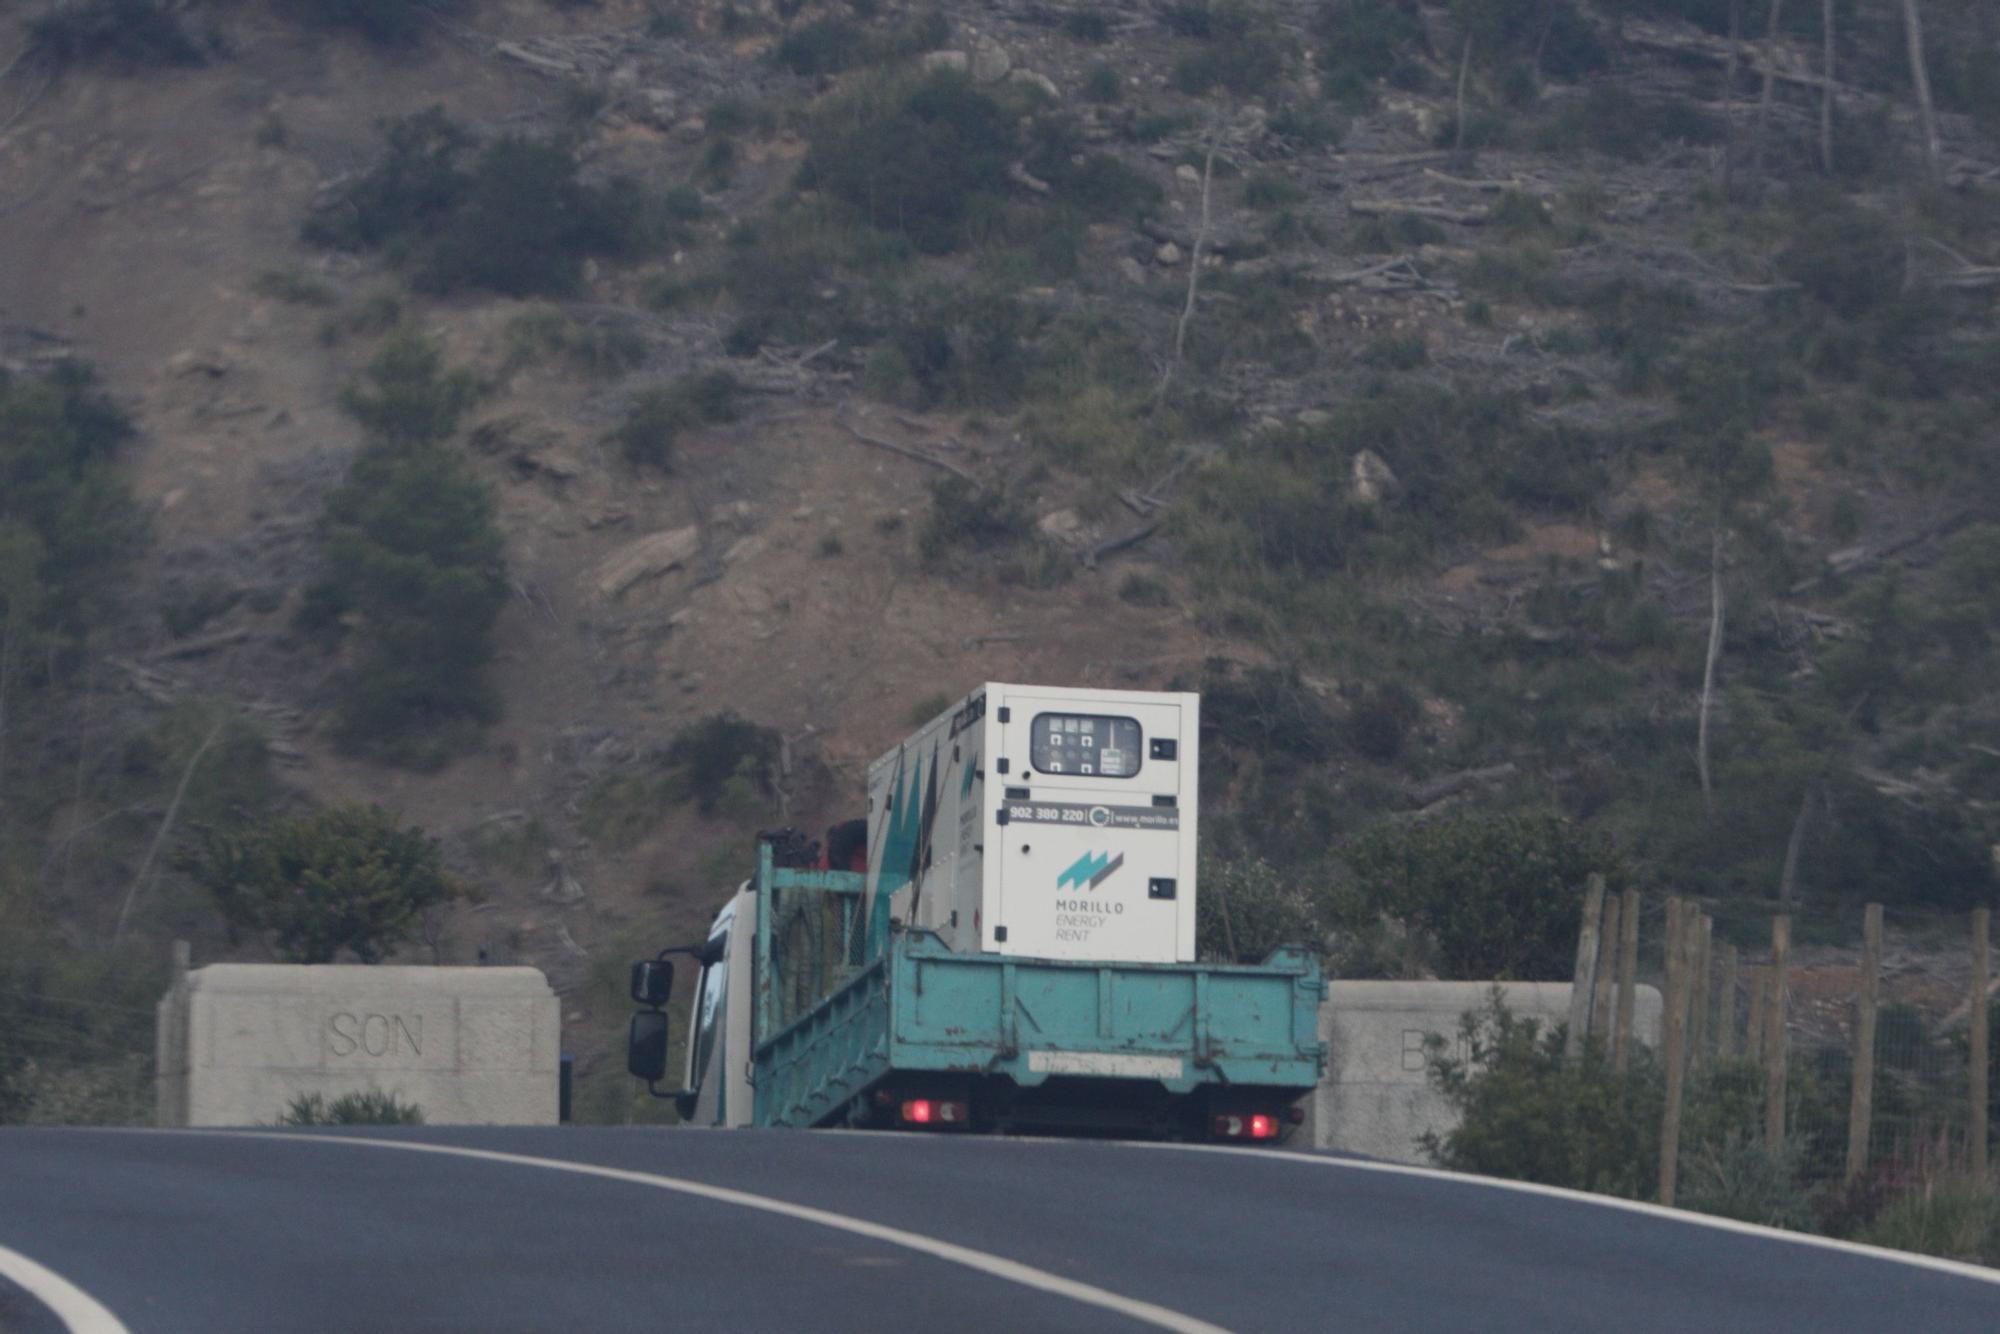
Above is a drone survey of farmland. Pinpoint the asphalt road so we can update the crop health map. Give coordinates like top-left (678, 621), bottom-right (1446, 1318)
top-left (2, 1127), bottom-right (1997, 1333)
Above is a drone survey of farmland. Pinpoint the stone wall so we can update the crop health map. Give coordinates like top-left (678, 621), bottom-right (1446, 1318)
top-left (1305, 981), bottom-right (1665, 1163)
top-left (155, 965), bottom-right (561, 1127)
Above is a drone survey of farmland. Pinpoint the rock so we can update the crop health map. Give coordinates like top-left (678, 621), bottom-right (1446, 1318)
top-left (166, 349), bottom-right (228, 378)
top-left (1175, 163), bottom-right (1202, 186)
top-left (593, 525), bottom-right (700, 600)
top-left (1007, 68), bottom-right (1060, 100)
top-left (1155, 241), bottom-right (1184, 265)
top-left (1296, 408), bottom-right (1332, 427)
top-left (1038, 509), bottom-right (1084, 542)
top-left (1117, 257), bottom-right (1148, 285)
top-left (675, 117), bottom-right (706, 143)
top-left (1351, 449), bottom-right (1399, 506)
top-left (971, 37), bottom-right (1011, 83)
top-left (922, 49), bottom-right (970, 74)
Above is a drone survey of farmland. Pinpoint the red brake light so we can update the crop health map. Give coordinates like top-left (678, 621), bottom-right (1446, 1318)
top-left (1213, 1113), bottom-right (1280, 1141)
top-left (1248, 1114), bottom-right (1276, 1140)
top-left (902, 1099), bottom-right (934, 1124)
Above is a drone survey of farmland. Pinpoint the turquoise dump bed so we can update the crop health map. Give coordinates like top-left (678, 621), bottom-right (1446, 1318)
top-left (749, 858), bottom-right (1326, 1129)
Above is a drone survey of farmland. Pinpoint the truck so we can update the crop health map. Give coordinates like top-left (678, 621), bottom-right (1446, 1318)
top-left (626, 683), bottom-right (1326, 1140)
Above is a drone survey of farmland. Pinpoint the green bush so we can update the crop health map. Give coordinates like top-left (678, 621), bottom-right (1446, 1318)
top-left (1315, 0), bottom-right (1429, 104)
top-left (1082, 64), bottom-right (1123, 103)
top-left (305, 109), bottom-right (653, 296)
top-left (425, 136), bottom-right (649, 296)
top-left (1775, 197), bottom-right (1903, 319)
top-left (179, 804), bottom-right (471, 963)
top-left (1535, 85), bottom-right (1723, 161)
top-left (663, 714), bottom-right (781, 816)
top-left (303, 108), bottom-right (473, 253)
top-left (27, 0), bottom-right (203, 71)
top-left (1196, 854), bottom-right (1323, 963)
top-left (1344, 810), bottom-right (1624, 980)
top-left (612, 372), bottom-right (740, 470)
top-left (303, 336), bottom-right (508, 763)
top-left (918, 476), bottom-right (1035, 559)
top-left (1423, 997), bottom-right (1659, 1195)
top-left (1861, 1174), bottom-right (2000, 1265)
top-left (771, 18), bottom-right (872, 76)
top-left (1065, 10), bottom-right (1112, 42)
top-left (281, 1089), bottom-right (426, 1125)
top-left (797, 69), bottom-right (1014, 254)
top-left (284, 0), bottom-right (459, 48)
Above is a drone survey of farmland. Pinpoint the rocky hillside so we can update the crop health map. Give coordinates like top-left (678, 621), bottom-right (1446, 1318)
top-left (1, 0), bottom-right (1996, 1121)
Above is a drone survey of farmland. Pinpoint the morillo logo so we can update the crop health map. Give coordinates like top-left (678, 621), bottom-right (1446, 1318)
top-left (1057, 850), bottom-right (1124, 891)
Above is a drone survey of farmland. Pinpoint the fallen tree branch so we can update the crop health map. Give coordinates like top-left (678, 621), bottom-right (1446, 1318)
top-left (1085, 521), bottom-right (1162, 569)
top-left (1348, 199), bottom-right (1489, 225)
top-left (834, 415), bottom-right (977, 484)
top-left (1406, 763), bottom-right (1518, 809)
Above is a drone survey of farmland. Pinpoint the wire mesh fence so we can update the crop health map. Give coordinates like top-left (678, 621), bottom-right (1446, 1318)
top-left (1571, 891), bottom-right (1997, 1219)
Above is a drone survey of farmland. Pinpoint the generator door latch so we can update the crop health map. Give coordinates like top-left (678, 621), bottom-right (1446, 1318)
top-left (1149, 878), bottom-right (1177, 900)
top-left (1150, 739), bottom-right (1178, 760)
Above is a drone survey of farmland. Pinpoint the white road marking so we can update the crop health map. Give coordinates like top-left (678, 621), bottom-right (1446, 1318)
top-left (221, 1132), bottom-right (1231, 1334)
top-left (0, 1243), bottom-right (131, 1334)
top-left (1140, 1140), bottom-right (2000, 1288)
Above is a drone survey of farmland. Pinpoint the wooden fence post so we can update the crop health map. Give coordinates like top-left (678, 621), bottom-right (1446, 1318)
top-left (1689, 914), bottom-right (1714, 1071)
top-left (1716, 943), bottom-right (1739, 1061)
top-left (1614, 888), bottom-right (1640, 1072)
top-left (1973, 906), bottom-right (1991, 1181)
top-left (1747, 965), bottom-right (1767, 1064)
top-left (1591, 891), bottom-right (1622, 1044)
top-left (1846, 903), bottom-right (1882, 1182)
top-left (1660, 897), bottom-right (1692, 1206)
top-left (1567, 875), bottom-right (1608, 1062)
top-left (1764, 914), bottom-right (1791, 1150)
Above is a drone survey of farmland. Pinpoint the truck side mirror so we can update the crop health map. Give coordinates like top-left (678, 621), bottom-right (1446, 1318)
top-left (627, 1009), bottom-right (671, 1083)
top-left (630, 958), bottom-right (675, 1008)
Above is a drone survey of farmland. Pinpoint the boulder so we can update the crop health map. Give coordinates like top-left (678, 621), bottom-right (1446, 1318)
top-left (1351, 449), bottom-right (1399, 506)
top-left (593, 525), bottom-right (700, 600)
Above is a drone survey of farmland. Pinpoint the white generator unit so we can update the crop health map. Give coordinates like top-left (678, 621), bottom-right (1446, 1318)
top-left (863, 683), bottom-right (1200, 964)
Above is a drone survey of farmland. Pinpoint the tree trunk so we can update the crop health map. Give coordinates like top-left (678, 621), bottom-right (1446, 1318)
top-left (1158, 131), bottom-right (1216, 402)
top-left (1454, 34), bottom-right (1474, 158)
top-left (1899, 0), bottom-right (1942, 183)
top-left (1820, 0), bottom-right (1836, 174)
top-left (1698, 527), bottom-right (1726, 817)
top-left (114, 720), bottom-right (224, 943)
top-left (1753, 0), bottom-right (1788, 176)
top-left (1778, 782), bottom-right (1815, 904)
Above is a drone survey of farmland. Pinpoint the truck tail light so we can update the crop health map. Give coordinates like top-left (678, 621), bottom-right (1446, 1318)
top-left (900, 1098), bottom-right (969, 1127)
top-left (1213, 1113), bottom-right (1280, 1141)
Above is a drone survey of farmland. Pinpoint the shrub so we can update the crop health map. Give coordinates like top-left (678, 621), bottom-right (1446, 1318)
top-left (663, 714), bottom-right (782, 816)
top-left (1242, 172), bottom-right (1305, 211)
top-left (1344, 810), bottom-right (1624, 980)
top-left (1165, 1), bottom-right (1288, 95)
top-left (283, 0), bottom-right (458, 48)
top-left (1082, 64), bottom-right (1123, 103)
top-left (1775, 196), bottom-right (1903, 319)
top-left (305, 110), bottom-right (653, 296)
top-left (612, 372), bottom-right (740, 469)
top-left (797, 69), bottom-right (1014, 254)
top-left (1861, 1174), bottom-right (2000, 1265)
top-left (1345, 682), bottom-right (1422, 760)
top-left (425, 136), bottom-right (648, 296)
top-left (27, 0), bottom-right (203, 71)
top-left (1535, 84), bottom-right (1723, 161)
top-left (1678, 1136), bottom-right (1815, 1231)
top-left (281, 1090), bottom-right (426, 1125)
top-left (1196, 854), bottom-right (1323, 963)
top-left (1315, 0), bottom-right (1429, 104)
top-left (302, 337), bottom-right (507, 763)
top-left (771, 18), bottom-right (872, 76)
top-left (338, 330), bottom-right (478, 448)
top-left (303, 107), bottom-right (473, 252)
top-left (918, 476), bottom-right (1034, 559)
top-left (1064, 10), bottom-right (1112, 42)
top-left (1423, 996), bottom-right (1659, 1195)
top-left (179, 804), bottom-right (471, 963)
